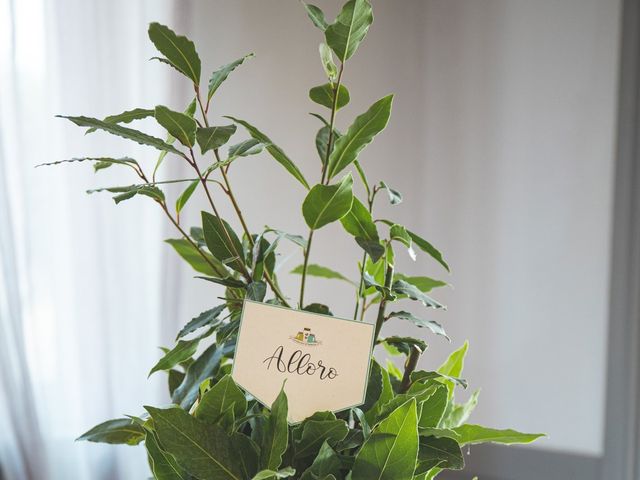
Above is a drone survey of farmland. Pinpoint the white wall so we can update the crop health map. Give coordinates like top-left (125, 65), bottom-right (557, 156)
top-left (175, 0), bottom-right (620, 456)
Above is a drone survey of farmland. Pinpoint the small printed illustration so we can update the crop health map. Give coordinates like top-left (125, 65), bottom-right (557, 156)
top-left (290, 327), bottom-right (322, 346)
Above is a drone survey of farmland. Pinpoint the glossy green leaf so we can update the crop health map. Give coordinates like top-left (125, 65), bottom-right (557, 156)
top-left (231, 433), bottom-right (261, 479)
top-left (355, 237), bottom-right (385, 263)
top-left (197, 275), bottom-right (246, 289)
top-left (341, 197), bottom-right (378, 241)
top-left (202, 212), bottom-right (246, 274)
top-left (86, 108), bottom-right (154, 133)
top-left (77, 418), bottom-right (144, 445)
top-left (176, 179), bottom-right (199, 215)
top-left (325, 0), bottom-right (374, 62)
top-left (364, 364), bottom-right (392, 424)
top-left (197, 125), bottom-right (237, 154)
top-left (394, 274), bottom-right (447, 293)
top-left (168, 369), bottom-right (185, 396)
top-left (326, 95), bottom-right (393, 179)
top-left (303, 3), bottom-right (328, 31)
top-left (148, 23), bottom-right (201, 85)
top-left (290, 264), bottom-right (353, 284)
top-left (225, 116), bottom-right (309, 189)
top-left (452, 424), bottom-right (545, 446)
top-left (309, 83), bottom-right (350, 110)
top-left (208, 54), bottom-right (254, 100)
top-left (196, 374), bottom-right (247, 424)
top-left (165, 238), bottom-right (228, 277)
top-left (293, 416), bottom-right (348, 462)
top-left (149, 328), bottom-right (212, 377)
top-left (302, 303), bottom-right (333, 315)
top-left (361, 360), bottom-right (383, 412)
top-left (319, 43), bottom-right (337, 81)
top-left (252, 467), bottom-right (296, 479)
top-left (247, 281), bottom-right (267, 301)
top-left (417, 385), bottom-right (448, 429)
top-left (352, 399), bottom-right (419, 480)
top-left (260, 388), bottom-right (289, 470)
top-left (407, 229), bottom-right (449, 272)
top-left (440, 390), bottom-right (480, 429)
top-left (417, 436), bottom-right (463, 471)
top-left (145, 431), bottom-right (189, 480)
top-left (387, 311), bottom-right (449, 341)
top-left (155, 105), bottom-right (197, 148)
top-left (392, 280), bottom-right (445, 310)
top-left (228, 138), bottom-right (264, 160)
top-left (58, 115), bottom-right (186, 158)
top-left (146, 406), bottom-right (243, 479)
top-left (302, 173), bottom-right (354, 229)
top-left (381, 336), bottom-right (428, 356)
top-left (437, 341), bottom-right (468, 379)
top-left (299, 441), bottom-right (341, 480)
top-left (172, 343), bottom-right (229, 409)
top-left (36, 156), bottom-right (139, 173)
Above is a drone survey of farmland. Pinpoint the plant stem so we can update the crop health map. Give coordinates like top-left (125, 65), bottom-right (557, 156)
top-left (400, 344), bottom-right (422, 393)
top-left (299, 64), bottom-right (346, 307)
top-left (298, 229), bottom-right (315, 307)
top-left (353, 191), bottom-right (376, 320)
top-left (374, 263), bottom-right (394, 341)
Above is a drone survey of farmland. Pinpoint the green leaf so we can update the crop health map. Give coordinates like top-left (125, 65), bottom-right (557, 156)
top-left (303, 3), bottom-right (328, 31)
top-left (361, 360), bottom-right (383, 412)
top-left (148, 22), bottom-right (201, 85)
top-left (252, 467), bottom-right (296, 479)
top-left (341, 197), bottom-right (378, 241)
top-left (440, 390), bottom-right (480, 429)
top-left (77, 418), bottom-right (144, 445)
top-left (380, 336), bottom-right (428, 356)
top-left (326, 95), bottom-right (393, 179)
top-left (391, 280), bottom-right (446, 310)
top-left (86, 108), bottom-right (154, 133)
top-left (406, 229), bottom-right (449, 273)
top-left (247, 281), bottom-right (267, 302)
top-left (155, 105), bottom-right (197, 148)
top-left (145, 431), bottom-right (189, 480)
top-left (168, 369), bottom-right (185, 396)
top-left (309, 83), bottom-right (350, 110)
top-left (293, 416), bottom-right (348, 462)
top-left (165, 238), bottom-right (228, 277)
top-left (315, 126), bottom-right (332, 163)
top-left (149, 329), bottom-right (211, 377)
top-left (196, 374), bottom-right (247, 424)
top-left (232, 433), bottom-right (261, 479)
top-left (261, 388), bottom-right (289, 470)
top-left (290, 264), bottom-right (353, 284)
top-left (352, 399), bottom-right (419, 480)
top-left (202, 212), bottom-right (246, 274)
top-left (302, 174), bottom-right (354, 230)
top-left (299, 441), bottom-right (341, 480)
top-left (452, 424), bottom-right (545, 446)
top-left (394, 274), bottom-right (447, 293)
top-left (355, 238), bottom-right (385, 263)
top-left (364, 363), bottom-right (392, 423)
top-left (172, 343), bottom-right (229, 409)
top-left (225, 116), bottom-right (309, 189)
top-left (145, 406), bottom-right (243, 480)
top-left (36, 156), bottom-right (139, 173)
top-left (176, 179), bottom-right (199, 215)
top-left (410, 371), bottom-right (467, 391)
top-left (58, 115), bottom-right (186, 158)
top-left (378, 181), bottom-right (402, 205)
top-left (437, 341), bottom-right (468, 379)
top-left (387, 311), bottom-right (449, 341)
top-left (197, 125), bottom-right (237, 154)
top-left (319, 43), bottom-right (337, 81)
top-left (197, 275), bottom-right (246, 289)
top-left (302, 303), bottom-right (333, 315)
top-left (228, 138), bottom-right (264, 160)
top-left (208, 54), bottom-right (254, 100)
top-left (417, 436), bottom-right (463, 471)
top-left (417, 385), bottom-right (448, 429)
top-left (325, 0), bottom-right (374, 62)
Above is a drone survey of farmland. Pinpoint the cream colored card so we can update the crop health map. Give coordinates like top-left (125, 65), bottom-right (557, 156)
top-left (232, 300), bottom-right (375, 423)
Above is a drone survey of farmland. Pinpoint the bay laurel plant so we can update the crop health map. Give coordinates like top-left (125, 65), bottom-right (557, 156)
top-left (44, 1), bottom-right (544, 479)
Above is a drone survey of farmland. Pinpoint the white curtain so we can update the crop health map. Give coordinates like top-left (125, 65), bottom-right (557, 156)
top-left (0, 0), bottom-right (188, 478)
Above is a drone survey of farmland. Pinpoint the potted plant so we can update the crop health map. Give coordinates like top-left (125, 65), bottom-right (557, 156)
top-left (43, 1), bottom-right (544, 478)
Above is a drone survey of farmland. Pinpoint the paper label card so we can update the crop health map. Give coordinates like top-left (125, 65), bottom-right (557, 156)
top-left (232, 300), bottom-right (375, 423)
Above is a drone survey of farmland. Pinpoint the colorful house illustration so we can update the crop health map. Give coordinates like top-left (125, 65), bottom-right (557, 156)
top-left (292, 327), bottom-right (320, 345)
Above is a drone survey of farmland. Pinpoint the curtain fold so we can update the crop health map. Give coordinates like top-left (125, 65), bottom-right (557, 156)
top-left (0, 0), bottom-right (187, 478)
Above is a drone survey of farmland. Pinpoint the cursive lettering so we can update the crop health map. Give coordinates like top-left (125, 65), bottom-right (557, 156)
top-left (263, 345), bottom-right (338, 380)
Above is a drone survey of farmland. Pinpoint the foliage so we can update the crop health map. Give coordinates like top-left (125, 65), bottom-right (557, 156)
top-left (47, 2), bottom-right (544, 478)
